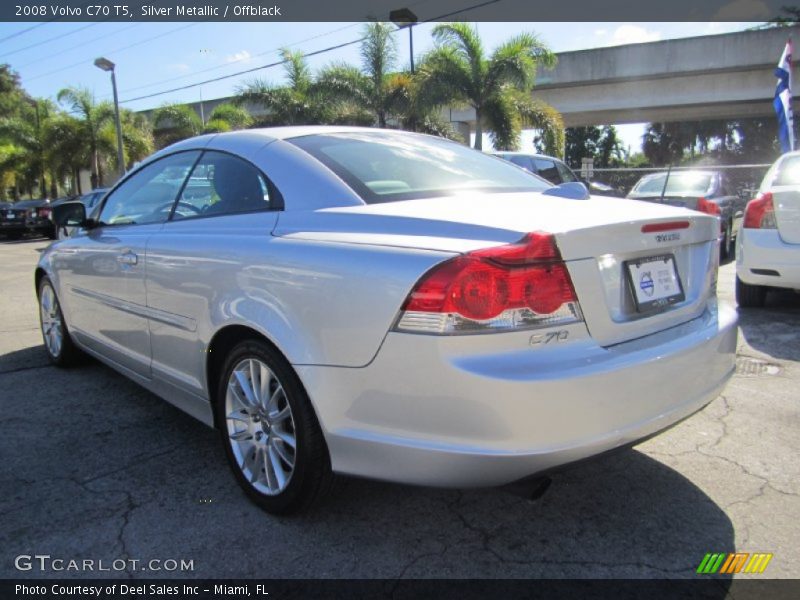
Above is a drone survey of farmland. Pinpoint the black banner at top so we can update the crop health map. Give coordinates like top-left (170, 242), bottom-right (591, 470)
top-left (2, 0), bottom-right (798, 22)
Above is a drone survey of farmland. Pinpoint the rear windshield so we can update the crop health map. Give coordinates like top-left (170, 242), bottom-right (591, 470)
top-left (289, 132), bottom-right (551, 203)
top-left (775, 155), bottom-right (800, 185)
top-left (632, 172), bottom-right (714, 196)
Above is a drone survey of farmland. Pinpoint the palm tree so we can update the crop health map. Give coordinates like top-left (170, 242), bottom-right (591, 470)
top-left (203, 103), bottom-right (253, 133)
top-left (43, 113), bottom-right (88, 194)
top-left (236, 48), bottom-right (329, 125)
top-left (100, 109), bottom-right (154, 172)
top-left (316, 23), bottom-right (406, 127)
top-left (152, 103), bottom-right (203, 148)
top-left (57, 86), bottom-right (114, 187)
top-left (417, 23), bottom-right (561, 152)
top-left (373, 71), bottom-right (461, 140)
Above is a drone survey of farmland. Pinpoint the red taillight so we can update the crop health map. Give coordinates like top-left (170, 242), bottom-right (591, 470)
top-left (402, 232), bottom-right (578, 323)
top-left (696, 197), bottom-right (721, 216)
top-left (743, 192), bottom-right (777, 229)
top-left (641, 220), bottom-right (691, 233)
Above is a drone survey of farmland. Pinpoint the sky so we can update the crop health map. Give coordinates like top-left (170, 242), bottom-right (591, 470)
top-left (0, 20), bottom-right (758, 153)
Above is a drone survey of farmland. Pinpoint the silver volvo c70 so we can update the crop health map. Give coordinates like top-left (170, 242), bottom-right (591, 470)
top-left (40, 127), bottom-right (737, 514)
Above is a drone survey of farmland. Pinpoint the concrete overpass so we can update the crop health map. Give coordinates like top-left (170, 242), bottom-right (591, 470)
top-left (147, 26), bottom-right (800, 136)
top-left (447, 25), bottom-right (800, 130)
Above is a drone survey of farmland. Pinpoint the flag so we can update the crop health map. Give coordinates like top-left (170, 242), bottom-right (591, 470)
top-left (774, 40), bottom-right (794, 153)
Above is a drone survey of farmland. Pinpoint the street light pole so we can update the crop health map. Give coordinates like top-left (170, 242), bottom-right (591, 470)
top-left (390, 7), bottom-right (418, 74)
top-left (94, 57), bottom-right (125, 180)
top-left (409, 24), bottom-right (415, 74)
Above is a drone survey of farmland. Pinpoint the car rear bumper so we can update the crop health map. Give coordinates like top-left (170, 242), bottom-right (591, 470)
top-left (297, 302), bottom-right (738, 487)
top-left (737, 228), bottom-right (800, 289)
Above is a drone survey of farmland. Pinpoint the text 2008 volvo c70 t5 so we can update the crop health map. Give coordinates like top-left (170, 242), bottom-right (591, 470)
top-left (40, 127), bottom-right (737, 514)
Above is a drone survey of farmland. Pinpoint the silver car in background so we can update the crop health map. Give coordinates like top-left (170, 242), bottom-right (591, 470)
top-left (41, 127), bottom-right (737, 514)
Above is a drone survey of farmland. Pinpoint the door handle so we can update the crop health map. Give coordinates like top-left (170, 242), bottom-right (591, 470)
top-left (117, 251), bottom-right (138, 266)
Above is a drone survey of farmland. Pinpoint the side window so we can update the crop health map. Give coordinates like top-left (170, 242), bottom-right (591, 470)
top-left (173, 151), bottom-right (275, 220)
top-left (555, 161), bottom-right (578, 183)
top-left (508, 155), bottom-right (534, 173)
top-left (98, 152), bottom-right (199, 226)
top-left (533, 159), bottom-right (560, 184)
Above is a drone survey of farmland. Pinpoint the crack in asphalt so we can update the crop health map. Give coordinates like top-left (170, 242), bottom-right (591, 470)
top-left (440, 491), bottom-right (694, 576)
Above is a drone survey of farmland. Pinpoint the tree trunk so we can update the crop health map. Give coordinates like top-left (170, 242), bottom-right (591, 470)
top-left (50, 171), bottom-right (58, 199)
top-left (91, 147), bottom-right (100, 188)
top-left (474, 109), bottom-right (483, 150)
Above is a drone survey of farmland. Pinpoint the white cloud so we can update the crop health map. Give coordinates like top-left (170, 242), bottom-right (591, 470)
top-left (226, 50), bottom-right (252, 64)
top-left (594, 28), bottom-right (608, 36)
top-left (713, 0), bottom-right (771, 20)
top-left (607, 25), bottom-right (662, 46)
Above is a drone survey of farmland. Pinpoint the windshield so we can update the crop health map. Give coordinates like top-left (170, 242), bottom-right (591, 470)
top-left (289, 132), bottom-right (551, 203)
top-left (775, 155), bottom-right (800, 185)
top-left (632, 172), bottom-right (714, 196)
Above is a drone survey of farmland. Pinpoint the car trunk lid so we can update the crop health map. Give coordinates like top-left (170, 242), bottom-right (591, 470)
top-left (275, 192), bottom-right (720, 346)
top-left (771, 187), bottom-right (800, 244)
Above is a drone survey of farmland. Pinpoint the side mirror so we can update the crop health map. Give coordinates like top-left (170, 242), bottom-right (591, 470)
top-left (53, 201), bottom-right (88, 229)
top-left (542, 181), bottom-right (590, 200)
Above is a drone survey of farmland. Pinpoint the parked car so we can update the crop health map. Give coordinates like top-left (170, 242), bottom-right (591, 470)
top-left (0, 198), bottom-right (55, 239)
top-left (491, 151), bottom-right (620, 196)
top-left (44, 127), bottom-right (736, 514)
top-left (627, 170), bottom-right (744, 259)
top-left (735, 152), bottom-right (800, 307)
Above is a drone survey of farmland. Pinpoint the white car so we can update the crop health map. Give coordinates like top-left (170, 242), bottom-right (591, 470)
top-left (43, 127), bottom-right (737, 514)
top-left (736, 151), bottom-right (800, 307)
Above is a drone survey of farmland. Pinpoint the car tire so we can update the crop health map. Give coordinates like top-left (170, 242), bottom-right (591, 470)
top-left (735, 276), bottom-right (767, 308)
top-left (38, 276), bottom-right (83, 366)
top-left (215, 339), bottom-right (334, 515)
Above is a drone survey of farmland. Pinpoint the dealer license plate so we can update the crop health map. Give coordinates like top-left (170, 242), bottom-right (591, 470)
top-left (625, 254), bottom-right (685, 312)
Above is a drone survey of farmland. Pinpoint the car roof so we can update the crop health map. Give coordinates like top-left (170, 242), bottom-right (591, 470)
top-left (637, 170), bottom-right (718, 179)
top-left (180, 126), bottom-right (417, 146)
top-left (491, 151), bottom-right (562, 161)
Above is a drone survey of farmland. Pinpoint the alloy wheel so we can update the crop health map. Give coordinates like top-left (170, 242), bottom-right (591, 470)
top-left (40, 283), bottom-right (63, 358)
top-left (224, 358), bottom-right (297, 496)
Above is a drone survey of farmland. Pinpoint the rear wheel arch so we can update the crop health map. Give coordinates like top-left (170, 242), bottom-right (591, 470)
top-left (205, 325), bottom-right (313, 428)
top-left (34, 267), bottom-right (48, 297)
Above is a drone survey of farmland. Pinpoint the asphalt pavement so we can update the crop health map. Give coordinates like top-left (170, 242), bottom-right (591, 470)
top-left (0, 235), bottom-right (798, 579)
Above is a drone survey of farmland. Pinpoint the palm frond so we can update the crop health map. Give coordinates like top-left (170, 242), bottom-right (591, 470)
top-left (431, 22), bottom-right (485, 76)
top-left (482, 93), bottom-right (521, 150)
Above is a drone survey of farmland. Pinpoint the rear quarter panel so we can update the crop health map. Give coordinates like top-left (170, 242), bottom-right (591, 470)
top-left (145, 212), bottom-right (453, 399)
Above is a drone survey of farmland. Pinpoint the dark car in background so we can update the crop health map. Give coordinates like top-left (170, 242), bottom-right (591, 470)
top-left (491, 152), bottom-right (621, 196)
top-left (627, 170), bottom-right (744, 259)
top-left (0, 199), bottom-right (55, 239)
